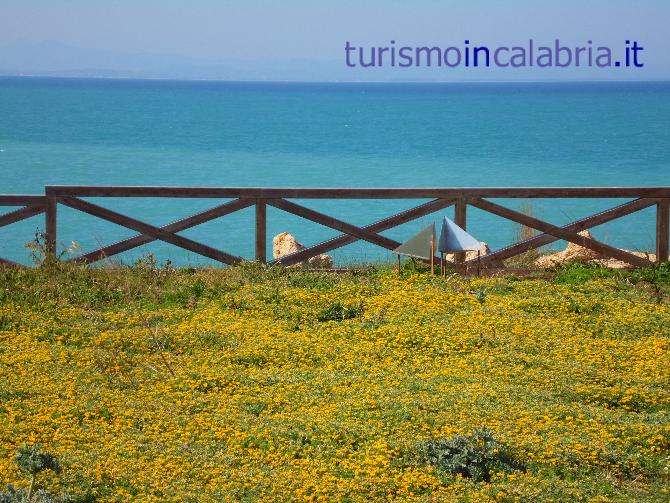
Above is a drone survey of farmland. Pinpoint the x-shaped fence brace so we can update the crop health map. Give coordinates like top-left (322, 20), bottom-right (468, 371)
top-left (50, 195), bottom-right (668, 269)
top-left (62, 197), bottom-right (254, 265)
top-left (0, 196), bottom-right (46, 266)
top-left (59, 196), bottom-right (248, 265)
top-left (56, 196), bottom-right (457, 266)
top-left (1, 188), bottom-right (668, 269)
top-left (267, 198), bottom-right (457, 267)
top-left (268, 197), bottom-right (662, 269)
top-left (465, 197), bottom-right (659, 269)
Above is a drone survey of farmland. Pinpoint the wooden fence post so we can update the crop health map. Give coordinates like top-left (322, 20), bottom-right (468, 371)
top-left (657, 199), bottom-right (669, 264)
top-left (255, 199), bottom-right (267, 263)
top-left (454, 197), bottom-right (467, 265)
top-left (45, 196), bottom-right (57, 260)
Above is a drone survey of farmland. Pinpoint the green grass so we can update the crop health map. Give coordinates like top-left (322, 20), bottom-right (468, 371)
top-left (0, 259), bottom-right (668, 501)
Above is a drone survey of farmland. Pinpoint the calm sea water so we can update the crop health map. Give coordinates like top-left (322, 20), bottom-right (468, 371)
top-left (0, 77), bottom-right (668, 265)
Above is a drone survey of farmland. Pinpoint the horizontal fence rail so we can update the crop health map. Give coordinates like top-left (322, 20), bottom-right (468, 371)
top-left (45, 186), bottom-right (670, 199)
top-left (0, 187), bottom-right (668, 270)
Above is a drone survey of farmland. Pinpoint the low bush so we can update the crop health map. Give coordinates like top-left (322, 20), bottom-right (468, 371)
top-left (423, 427), bottom-right (524, 482)
top-left (316, 301), bottom-right (364, 322)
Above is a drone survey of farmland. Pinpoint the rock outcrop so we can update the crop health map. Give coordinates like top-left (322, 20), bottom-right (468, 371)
top-left (444, 242), bottom-right (491, 262)
top-left (535, 230), bottom-right (656, 269)
top-left (273, 232), bottom-right (302, 259)
top-left (593, 252), bottom-right (656, 269)
top-left (272, 232), bottom-right (333, 268)
top-left (535, 230), bottom-right (599, 268)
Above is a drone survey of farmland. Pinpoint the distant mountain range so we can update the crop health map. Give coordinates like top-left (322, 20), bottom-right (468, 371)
top-left (0, 41), bottom-right (347, 81)
top-left (0, 41), bottom-right (667, 82)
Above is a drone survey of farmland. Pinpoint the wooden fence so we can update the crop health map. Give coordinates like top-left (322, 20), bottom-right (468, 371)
top-left (0, 186), bottom-right (668, 269)
top-left (0, 195), bottom-right (46, 267)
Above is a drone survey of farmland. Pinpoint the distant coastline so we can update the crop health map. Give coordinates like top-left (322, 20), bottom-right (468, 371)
top-left (1, 39), bottom-right (669, 84)
top-left (2, 73), bottom-right (670, 85)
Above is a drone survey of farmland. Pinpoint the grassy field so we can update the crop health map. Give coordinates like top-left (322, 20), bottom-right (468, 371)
top-left (0, 262), bottom-right (669, 502)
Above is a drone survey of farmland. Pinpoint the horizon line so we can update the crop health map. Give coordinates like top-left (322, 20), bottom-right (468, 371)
top-left (1, 74), bottom-right (669, 85)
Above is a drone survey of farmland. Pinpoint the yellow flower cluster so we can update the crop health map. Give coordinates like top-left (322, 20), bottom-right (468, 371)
top-left (0, 271), bottom-right (668, 501)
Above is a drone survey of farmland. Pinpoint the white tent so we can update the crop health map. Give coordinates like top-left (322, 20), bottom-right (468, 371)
top-left (438, 217), bottom-right (485, 253)
top-left (438, 217), bottom-right (485, 275)
top-left (393, 223), bottom-right (435, 259)
top-left (392, 223), bottom-right (436, 273)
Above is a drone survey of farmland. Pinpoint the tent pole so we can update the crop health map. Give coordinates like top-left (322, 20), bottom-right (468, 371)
top-left (430, 238), bottom-right (435, 275)
top-left (477, 250), bottom-right (481, 277)
top-left (397, 254), bottom-right (401, 274)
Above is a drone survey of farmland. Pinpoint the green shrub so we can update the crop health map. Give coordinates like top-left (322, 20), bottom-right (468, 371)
top-left (14, 446), bottom-right (61, 477)
top-left (316, 302), bottom-right (363, 322)
top-left (472, 289), bottom-right (487, 304)
top-left (0, 445), bottom-right (77, 503)
top-left (0, 486), bottom-right (78, 503)
top-left (423, 427), bottom-right (523, 482)
top-left (551, 262), bottom-right (621, 284)
top-left (630, 262), bottom-right (670, 284)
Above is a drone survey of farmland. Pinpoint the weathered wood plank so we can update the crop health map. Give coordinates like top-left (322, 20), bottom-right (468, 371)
top-left (273, 198), bottom-right (457, 266)
top-left (60, 197), bottom-right (242, 265)
top-left (0, 195), bottom-right (46, 206)
top-left (267, 198), bottom-right (401, 252)
top-left (470, 198), bottom-right (653, 268)
top-left (453, 198), bottom-right (467, 264)
top-left (46, 186), bottom-right (670, 199)
top-left (69, 198), bottom-right (254, 264)
top-left (0, 205), bottom-right (44, 228)
top-left (657, 199), bottom-right (669, 263)
top-left (471, 198), bottom-right (658, 266)
top-left (255, 199), bottom-right (267, 263)
top-left (0, 256), bottom-right (22, 267)
top-left (45, 197), bottom-right (57, 259)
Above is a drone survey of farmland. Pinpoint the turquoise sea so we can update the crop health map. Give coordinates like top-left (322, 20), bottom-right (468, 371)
top-left (0, 77), bottom-right (668, 265)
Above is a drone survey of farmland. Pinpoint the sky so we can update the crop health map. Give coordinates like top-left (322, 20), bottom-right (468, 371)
top-left (0, 0), bottom-right (668, 81)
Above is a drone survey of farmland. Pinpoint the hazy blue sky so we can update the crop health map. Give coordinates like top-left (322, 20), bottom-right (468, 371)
top-left (0, 0), bottom-right (668, 81)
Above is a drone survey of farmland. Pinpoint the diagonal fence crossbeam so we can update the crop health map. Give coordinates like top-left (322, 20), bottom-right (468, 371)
top-left (0, 256), bottom-right (21, 267)
top-left (0, 196), bottom-right (46, 267)
top-left (271, 198), bottom-right (457, 266)
top-left (469, 197), bottom-right (655, 268)
top-left (59, 196), bottom-right (243, 265)
top-left (468, 197), bottom-right (658, 267)
top-left (69, 198), bottom-right (254, 264)
top-left (267, 198), bottom-right (455, 267)
top-left (267, 198), bottom-right (402, 252)
top-left (0, 205), bottom-right (45, 228)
